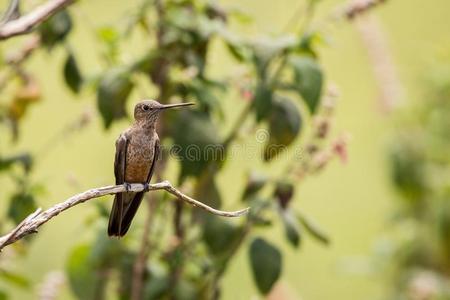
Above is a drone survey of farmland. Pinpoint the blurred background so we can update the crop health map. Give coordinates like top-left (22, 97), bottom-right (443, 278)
top-left (0, 0), bottom-right (449, 299)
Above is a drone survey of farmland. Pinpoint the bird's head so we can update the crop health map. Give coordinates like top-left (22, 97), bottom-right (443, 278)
top-left (134, 99), bottom-right (194, 124)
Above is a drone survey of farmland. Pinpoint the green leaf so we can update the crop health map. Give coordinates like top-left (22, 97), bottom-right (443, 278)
top-left (0, 290), bottom-right (7, 300)
top-left (8, 192), bottom-right (37, 225)
top-left (0, 153), bottom-right (33, 173)
top-left (253, 84), bottom-right (273, 122)
top-left (297, 31), bottom-right (325, 57)
top-left (219, 29), bottom-right (250, 62)
top-left (242, 171), bottom-right (268, 200)
top-left (203, 215), bottom-right (241, 256)
top-left (242, 171), bottom-right (269, 200)
top-left (170, 110), bottom-right (222, 179)
top-left (249, 237), bottom-right (282, 294)
top-left (264, 97), bottom-right (302, 161)
top-left (247, 197), bottom-right (273, 227)
top-left (66, 245), bottom-right (97, 300)
top-left (225, 40), bottom-right (249, 62)
top-left (389, 139), bottom-right (426, 201)
top-left (97, 68), bottom-right (134, 129)
top-left (0, 270), bottom-right (30, 288)
top-left (290, 56), bottom-right (323, 114)
top-left (297, 212), bottom-right (330, 245)
top-left (90, 231), bottom-right (123, 269)
top-left (39, 10), bottom-right (72, 48)
top-left (251, 36), bottom-right (297, 76)
top-left (280, 210), bottom-right (301, 248)
top-left (64, 51), bottom-right (83, 93)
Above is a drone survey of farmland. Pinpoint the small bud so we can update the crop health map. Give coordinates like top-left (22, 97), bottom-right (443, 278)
top-left (274, 181), bottom-right (294, 209)
top-left (314, 116), bottom-right (330, 139)
top-left (332, 133), bottom-right (351, 163)
top-left (313, 151), bottom-right (331, 170)
top-left (306, 144), bottom-right (319, 155)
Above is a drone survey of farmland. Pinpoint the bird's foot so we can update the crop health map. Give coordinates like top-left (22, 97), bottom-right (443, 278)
top-left (143, 182), bottom-right (150, 192)
top-left (123, 182), bottom-right (132, 192)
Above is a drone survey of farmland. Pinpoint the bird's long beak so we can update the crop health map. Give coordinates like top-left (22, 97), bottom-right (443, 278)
top-left (161, 102), bottom-right (195, 110)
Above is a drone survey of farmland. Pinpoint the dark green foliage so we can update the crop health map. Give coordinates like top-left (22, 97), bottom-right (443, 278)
top-left (203, 215), bottom-right (241, 256)
top-left (66, 244), bottom-right (99, 300)
top-left (389, 139), bottom-right (426, 203)
top-left (242, 171), bottom-right (269, 200)
top-left (0, 153), bottom-right (32, 173)
top-left (280, 210), bottom-right (301, 248)
top-left (253, 84), bottom-right (273, 122)
top-left (249, 237), bottom-right (282, 294)
top-left (247, 197), bottom-right (274, 227)
top-left (290, 56), bottom-right (323, 113)
top-left (39, 10), bottom-right (73, 48)
top-left (64, 51), bottom-right (83, 93)
top-left (264, 97), bottom-right (302, 161)
top-left (298, 212), bottom-right (330, 245)
top-left (251, 36), bottom-right (296, 77)
top-left (170, 110), bottom-right (222, 179)
top-left (97, 69), bottom-right (134, 129)
top-left (8, 192), bottom-right (37, 225)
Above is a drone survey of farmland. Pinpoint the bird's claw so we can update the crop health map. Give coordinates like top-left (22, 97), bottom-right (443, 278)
top-left (124, 182), bottom-right (132, 192)
top-left (143, 183), bottom-right (150, 192)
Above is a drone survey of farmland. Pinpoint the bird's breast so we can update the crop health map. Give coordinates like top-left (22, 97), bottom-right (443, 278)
top-left (125, 134), bottom-right (156, 183)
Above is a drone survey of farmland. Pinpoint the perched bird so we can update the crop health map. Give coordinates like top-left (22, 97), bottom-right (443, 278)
top-left (108, 99), bottom-right (194, 237)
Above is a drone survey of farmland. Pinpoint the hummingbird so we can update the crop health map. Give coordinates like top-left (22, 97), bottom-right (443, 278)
top-left (108, 99), bottom-right (194, 237)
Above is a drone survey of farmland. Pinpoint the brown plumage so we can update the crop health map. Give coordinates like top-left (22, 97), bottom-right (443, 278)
top-left (108, 99), bottom-right (194, 237)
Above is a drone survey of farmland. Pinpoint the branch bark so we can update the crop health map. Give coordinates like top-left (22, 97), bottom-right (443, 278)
top-left (0, 0), bottom-right (75, 40)
top-left (0, 181), bottom-right (249, 251)
top-left (344, 0), bottom-right (387, 20)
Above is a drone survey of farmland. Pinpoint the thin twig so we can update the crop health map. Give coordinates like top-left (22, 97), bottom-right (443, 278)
top-left (0, 0), bottom-right (75, 40)
top-left (0, 181), bottom-right (249, 251)
top-left (354, 14), bottom-right (404, 112)
top-left (343, 0), bottom-right (387, 20)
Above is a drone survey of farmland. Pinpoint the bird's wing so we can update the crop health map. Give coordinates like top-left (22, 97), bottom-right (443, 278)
top-left (114, 133), bottom-right (128, 185)
top-left (146, 137), bottom-right (160, 183)
top-left (118, 138), bottom-right (160, 236)
top-left (108, 133), bottom-right (128, 236)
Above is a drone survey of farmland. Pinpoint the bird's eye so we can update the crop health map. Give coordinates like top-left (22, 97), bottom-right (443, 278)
top-left (143, 105), bottom-right (150, 111)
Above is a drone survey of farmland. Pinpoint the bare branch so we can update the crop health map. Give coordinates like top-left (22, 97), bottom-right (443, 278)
top-left (344, 0), bottom-right (387, 20)
top-left (0, 0), bottom-right (75, 40)
top-left (0, 181), bottom-right (249, 251)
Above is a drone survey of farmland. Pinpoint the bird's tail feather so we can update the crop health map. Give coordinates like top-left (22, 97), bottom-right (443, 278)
top-left (108, 192), bottom-right (145, 237)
